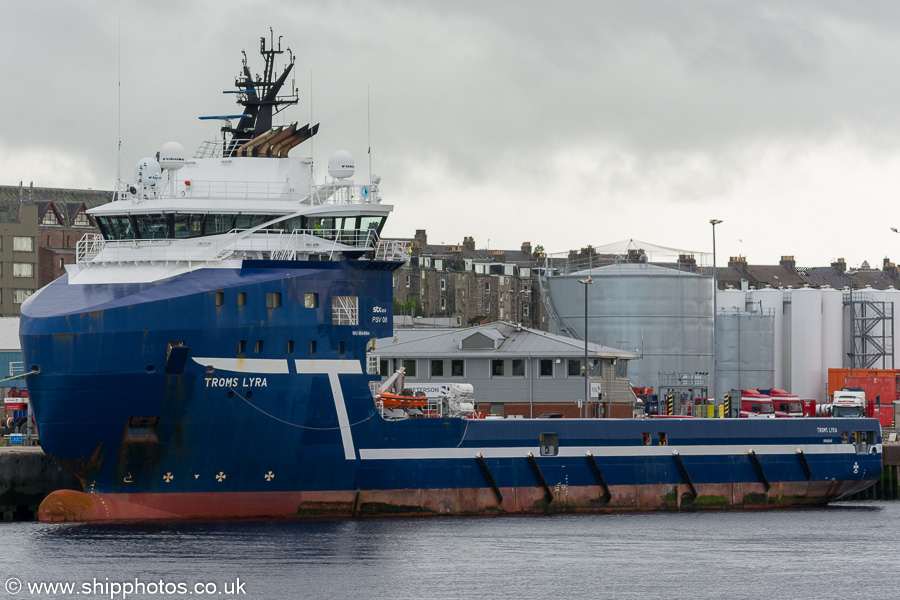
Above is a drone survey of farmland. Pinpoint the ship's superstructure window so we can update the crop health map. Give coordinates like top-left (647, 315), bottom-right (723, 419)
top-left (642, 432), bottom-right (651, 446)
top-left (540, 433), bottom-right (559, 456)
top-left (13, 263), bottom-right (33, 278)
top-left (332, 296), bottom-right (358, 325)
top-left (304, 293), bottom-right (318, 308)
top-left (173, 214), bottom-right (203, 238)
top-left (658, 433), bottom-right (668, 446)
top-left (238, 292), bottom-right (246, 306)
top-left (13, 289), bottom-right (33, 304)
top-left (215, 291), bottom-right (224, 307)
top-left (286, 340), bottom-right (294, 354)
top-left (254, 341), bottom-right (264, 354)
top-left (135, 214), bottom-right (169, 239)
top-left (338, 341), bottom-right (345, 355)
top-left (13, 236), bottom-right (33, 252)
top-left (237, 340), bottom-right (246, 355)
top-left (267, 292), bottom-right (282, 308)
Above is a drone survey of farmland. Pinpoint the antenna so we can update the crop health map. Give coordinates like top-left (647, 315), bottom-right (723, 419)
top-left (309, 69), bottom-right (314, 180)
top-left (367, 84), bottom-right (372, 186)
top-left (116, 18), bottom-right (122, 193)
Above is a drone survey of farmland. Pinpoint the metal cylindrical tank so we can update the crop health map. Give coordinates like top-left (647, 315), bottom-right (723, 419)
top-left (751, 287), bottom-right (785, 389)
top-left (821, 287), bottom-right (843, 378)
top-left (716, 309), bottom-right (775, 394)
top-left (717, 288), bottom-right (746, 311)
top-left (790, 287), bottom-right (823, 400)
top-left (547, 263), bottom-right (713, 389)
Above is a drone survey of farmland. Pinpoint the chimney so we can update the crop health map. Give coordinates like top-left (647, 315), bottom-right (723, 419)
top-left (463, 236), bottom-right (475, 251)
top-left (885, 257), bottom-right (897, 276)
top-left (521, 241), bottom-right (532, 255)
top-left (832, 257), bottom-right (846, 273)
top-left (678, 253), bottom-right (696, 268)
top-left (779, 255), bottom-right (796, 270)
top-left (728, 255), bottom-right (747, 271)
top-left (414, 229), bottom-right (427, 247)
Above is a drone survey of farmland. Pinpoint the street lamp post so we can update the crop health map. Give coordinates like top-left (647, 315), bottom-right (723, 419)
top-left (710, 219), bottom-right (723, 403)
top-left (578, 277), bottom-right (593, 417)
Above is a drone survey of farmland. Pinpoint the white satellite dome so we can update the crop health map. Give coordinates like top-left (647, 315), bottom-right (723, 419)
top-left (135, 157), bottom-right (162, 184)
top-left (158, 141), bottom-right (186, 170)
top-left (327, 150), bottom-right (355, 179)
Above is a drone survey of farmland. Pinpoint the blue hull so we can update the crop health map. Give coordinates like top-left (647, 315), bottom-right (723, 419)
top-left (20, 260), bottom-right (882, 520)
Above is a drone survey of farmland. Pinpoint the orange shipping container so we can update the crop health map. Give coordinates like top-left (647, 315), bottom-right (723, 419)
top-left (827, 368), bottom-right (900, 399)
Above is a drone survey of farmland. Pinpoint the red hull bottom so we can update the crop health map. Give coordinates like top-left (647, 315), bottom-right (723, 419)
top-left (38, 478), bottom-right (874, 523)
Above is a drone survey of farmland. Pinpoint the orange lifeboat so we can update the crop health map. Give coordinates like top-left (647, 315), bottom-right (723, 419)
top-left (377, 390), bottom-right (427, 409)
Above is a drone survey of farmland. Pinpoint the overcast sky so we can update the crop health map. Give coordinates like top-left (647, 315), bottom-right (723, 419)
top-left (4, 1), bottom-right (900, 268)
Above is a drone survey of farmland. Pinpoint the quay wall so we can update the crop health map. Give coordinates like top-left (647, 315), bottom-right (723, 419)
top-left (0, 447), bottom-right (81, 521)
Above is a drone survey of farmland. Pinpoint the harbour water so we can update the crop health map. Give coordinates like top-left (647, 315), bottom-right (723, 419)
top-left (1, 501), bottom-right (898, 599)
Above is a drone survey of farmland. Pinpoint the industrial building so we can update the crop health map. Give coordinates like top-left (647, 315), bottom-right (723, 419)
top-left (370, 321), bottom-right (640, 417)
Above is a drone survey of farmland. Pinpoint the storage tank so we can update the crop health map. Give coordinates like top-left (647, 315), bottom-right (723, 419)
top-left (546, 263), bottom-right (712, 389)
top-left (751, 287), bottom-right (785, 389)
top-left (821, 287), bottom-right (843, 377)
top-left (716, 308), bottom-right (775, 394)
top-left (717, 288), bottom-right (746, 311)
top-left (789, 287), bottom-right (824, 400)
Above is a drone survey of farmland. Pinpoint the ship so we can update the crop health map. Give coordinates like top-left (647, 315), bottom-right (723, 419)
top-left (21, 33), bottom-right (881, 522)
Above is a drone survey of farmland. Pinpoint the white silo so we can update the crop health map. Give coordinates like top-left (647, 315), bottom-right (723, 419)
top-left (717, 288), bottom-right (746, 311)
top-left (790, 287), bottom-right (824, 400)
top-left (752, 287), bottom-right (785, 389)
top-left (821, 287), bottom-right (843, 377)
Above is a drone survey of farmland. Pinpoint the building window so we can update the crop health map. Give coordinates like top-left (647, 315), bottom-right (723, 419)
top-left (266, 292), bottom-right (282, 308)
top-left (484, 281), bottom-right (491, 293)
top-left (431, 360), bottom-right (444, 377)
top-left (568, 359), bottom-right (582, 377)
top-left (405, 275), bottom-right (410, 288)
top-left (74, 211), bottom-right (91, 227)
top-left (523, 304), bottom-right (529, 317)
top-left (332, 296), bottom-right (358, 325)
top-left (304, 293), bottom-right (318, 308)
top-left (540, 359), bottom-right (553, 377)
top-left (512, 359), bottom-right (525, 377)
top-left (440, 278), bottom-right (446, 291)
top-left (380, 359), bottom-right (390, 376)
top-left (616, 360), bottom-right (628, 379)
top-left (440, 298), bottom-right (446, 310)
top-left (59, 258), bottom-right (64, 269)
top-left (13, 263), bottom-right (33, 278)
top-left (41, 210), bottom-right (59, 225)
top-left (491, 359), bottom-right (505, 377)
top-left (13, 237), bottom-right (33, 252)
top-left (451, 359), bottom-right (464, 377)
top-left (402, 359), bottom-right (417, 377)
top-left (13, 289), bottom-right (32, 304)
top-left (483, 301), bottom-right (490, 313)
